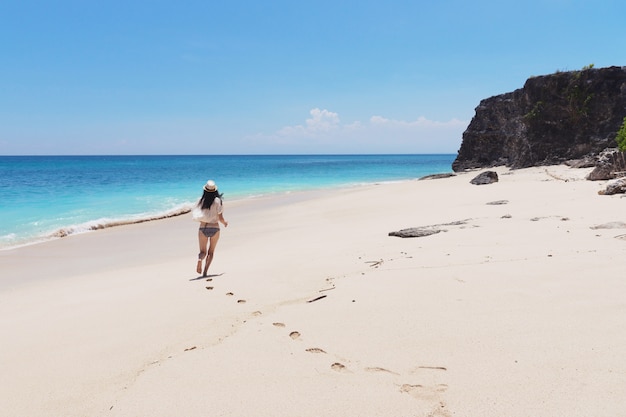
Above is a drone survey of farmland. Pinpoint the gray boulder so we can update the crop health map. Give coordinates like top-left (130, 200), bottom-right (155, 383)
top-left (388, 228), bottom-right (441, 238)
top-left (587, 149), bottom-right (626, 180)
top-left (470, 171), bottom-right (499, 185)
top-left (419, 173), bottom-right (456, 180)
top-left (598, 178), bottom-right (626, 195)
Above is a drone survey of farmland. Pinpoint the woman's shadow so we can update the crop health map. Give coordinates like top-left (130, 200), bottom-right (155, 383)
top-left (189, 273), bottom-right (224, 281)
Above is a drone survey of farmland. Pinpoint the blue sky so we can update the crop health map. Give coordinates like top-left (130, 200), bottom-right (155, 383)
top-left (1, 0), bottom-right (624, 155)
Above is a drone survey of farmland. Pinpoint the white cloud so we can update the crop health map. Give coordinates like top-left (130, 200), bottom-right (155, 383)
top-left (251, 108), bottom-right (468, 154)
top-left (306, 108), bottom-right (340, 131)
top-left (278, 108), bottom-right (340, 136)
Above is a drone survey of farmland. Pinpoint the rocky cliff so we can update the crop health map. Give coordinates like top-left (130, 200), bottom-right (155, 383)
top-left (452, 66), bottom-right (626, 171)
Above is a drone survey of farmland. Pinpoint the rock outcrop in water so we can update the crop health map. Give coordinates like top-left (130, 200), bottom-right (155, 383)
top-left (452, 66), bottom-right (626, 172)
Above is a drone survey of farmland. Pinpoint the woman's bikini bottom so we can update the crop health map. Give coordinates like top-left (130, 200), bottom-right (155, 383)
top-left (199, 226), bottom-right (220, 238)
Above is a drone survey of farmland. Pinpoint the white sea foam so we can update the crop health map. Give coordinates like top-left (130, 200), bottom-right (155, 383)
top-left (0, 233), bottom-right (17, 242)
top-left (0, 203), bottom-right (194, 251)
top-left (51, 204), bottom-right (194, 238)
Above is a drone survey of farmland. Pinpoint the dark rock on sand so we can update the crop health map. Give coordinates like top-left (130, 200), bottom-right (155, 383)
top-left (470, 171), bottom-right (499, 185)
top-left (419, 173), bottom-right (457, 180)
top-left (598, 178), bottom-right (626, 195)
top-left (587, 149), bottom-right (626, 180)
top-left (389, 220), bottom-right (469, 238)
top-left (590, 221), bottom-right (626, 229)
top-left (388, 228), bottom-right (442, 238)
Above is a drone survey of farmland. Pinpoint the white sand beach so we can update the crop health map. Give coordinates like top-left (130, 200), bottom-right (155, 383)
top-left (1, 165), bottom-right (625, 417)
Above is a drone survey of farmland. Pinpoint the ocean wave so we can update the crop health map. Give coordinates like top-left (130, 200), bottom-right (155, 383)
top-left (50, 204), bottom-right (193, 238)
top-left (0, 233), bottom-right (17, 242)
top-left (0, 234), bottom-right (54, 251)
top-left (0, 204), bottom-right (194, 251)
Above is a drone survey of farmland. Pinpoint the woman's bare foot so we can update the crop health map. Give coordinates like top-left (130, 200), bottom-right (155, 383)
top-left (196, 259), bottom-right (203, 274)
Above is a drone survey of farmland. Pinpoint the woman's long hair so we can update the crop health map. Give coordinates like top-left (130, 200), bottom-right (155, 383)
top-left (198, 190), bottom-right (224, 210)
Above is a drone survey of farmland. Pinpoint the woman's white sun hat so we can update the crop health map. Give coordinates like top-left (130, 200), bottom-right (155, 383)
top-left (203, 180), bottom-right (217, 192)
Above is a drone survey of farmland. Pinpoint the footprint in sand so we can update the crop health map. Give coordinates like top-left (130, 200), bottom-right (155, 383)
top-left (305, 348), bottom-right (326, 354)
top-left (400, 384), bottom-right (450, 417)
top-left (365, 366), bottom-right (399, 375)
top-left (331, 362), bottom-right (349, 373)
top-left (252, 311), bottom-right (262, 316)
top-left (206, 278), bottom-right (213, 282)
top-left (226, 292), bottom-right (234, 296)
top-left (289, 331), bottom-right (301, 340)
top-left (422, 366), bottom-right (447, 371)
top-left (205, 286), bottom-right (214, 290)
top-left (411, 365), bottom-right (448, 372)
top-left (400, 366), bottom-right (450, 415)
top-left (237, 299), bottom-right (246, 304)
top-left (273, 322), bottom-right (286, 328)
top-left (400, 383), bottom-right (449, 400)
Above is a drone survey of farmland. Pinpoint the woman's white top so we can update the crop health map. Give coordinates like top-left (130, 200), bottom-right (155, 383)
top-left (192, 197), bottom-right (223, 224)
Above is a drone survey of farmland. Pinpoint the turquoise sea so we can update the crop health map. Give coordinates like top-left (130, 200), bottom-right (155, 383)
top-left (0, 154), bottom-right (455, 249)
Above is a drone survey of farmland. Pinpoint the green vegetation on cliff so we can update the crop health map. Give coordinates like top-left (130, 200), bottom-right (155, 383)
top-left (617, 117), bottom-right (626, 151)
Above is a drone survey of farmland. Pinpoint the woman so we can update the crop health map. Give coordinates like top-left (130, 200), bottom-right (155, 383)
top-left (192, 180), bottom-right (228, 276)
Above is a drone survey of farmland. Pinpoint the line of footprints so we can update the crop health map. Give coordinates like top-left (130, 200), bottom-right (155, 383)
top-left (197, 274), bottom-right (449, 414)
top-left (201, 275), bottom-right (370, 372)
top-left (274, 321), bottom-right (450, 415)
top-left (204, 276), bottom-right (247, 304)
top-left (273, 322), bottom-right (348, 371)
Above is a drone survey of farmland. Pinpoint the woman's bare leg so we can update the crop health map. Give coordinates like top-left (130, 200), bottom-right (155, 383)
top-left (203, 231), bottom-right (221, 276)
top-left (197, 230), bottom-right (209, 274)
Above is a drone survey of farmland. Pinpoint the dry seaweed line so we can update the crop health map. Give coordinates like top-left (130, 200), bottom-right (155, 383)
top-left (544, 168), bottom-right (569, 182)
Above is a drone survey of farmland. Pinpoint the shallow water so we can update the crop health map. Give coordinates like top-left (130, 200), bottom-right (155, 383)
top-left (0, 154), bottom-right (455, 248)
